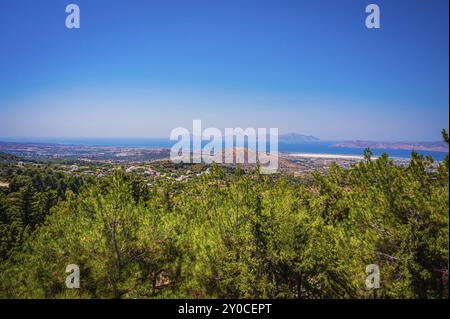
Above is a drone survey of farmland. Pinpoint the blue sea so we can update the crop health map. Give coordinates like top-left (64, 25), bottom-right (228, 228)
top-left (0, 138), bottom-right (447, 161)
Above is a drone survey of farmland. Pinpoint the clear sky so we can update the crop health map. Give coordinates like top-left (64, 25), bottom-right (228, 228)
top-left (0, 0), bottom-right (448, 141)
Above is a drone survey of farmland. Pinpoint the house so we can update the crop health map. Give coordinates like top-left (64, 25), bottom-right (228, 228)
top-left (126, 166), bottom-right (136, 173)
top-left (144, 169), bottom-right (156, 176)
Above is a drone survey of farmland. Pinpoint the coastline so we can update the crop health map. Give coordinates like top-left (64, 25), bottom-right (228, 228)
top-left (286, 153), bottom-right (369, 160)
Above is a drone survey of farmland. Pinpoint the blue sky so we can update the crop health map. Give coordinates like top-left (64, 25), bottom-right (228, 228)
top-left (0, 0), bottom-right (448, 141)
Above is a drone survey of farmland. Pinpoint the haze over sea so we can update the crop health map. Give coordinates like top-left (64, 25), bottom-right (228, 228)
top-left (0, 137), bottom-right (447, 161)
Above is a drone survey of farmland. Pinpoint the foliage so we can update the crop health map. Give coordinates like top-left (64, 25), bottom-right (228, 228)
top-left (0, 144), bottom-right (448, 299)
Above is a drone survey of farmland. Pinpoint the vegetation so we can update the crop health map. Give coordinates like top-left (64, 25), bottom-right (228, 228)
top-left (0, 156), bottom-right (94, 264)
top-left (0, 132), bottom-right (448, 299)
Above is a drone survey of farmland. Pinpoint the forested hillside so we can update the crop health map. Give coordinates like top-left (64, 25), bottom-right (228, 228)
top-left (0, 133), bottom-right (448, 299)
top-left (0, 156), bottom-right (94, 264)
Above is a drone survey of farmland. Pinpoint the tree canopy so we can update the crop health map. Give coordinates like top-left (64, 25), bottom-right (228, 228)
top-left (0, 144), bottom-right (448, 299)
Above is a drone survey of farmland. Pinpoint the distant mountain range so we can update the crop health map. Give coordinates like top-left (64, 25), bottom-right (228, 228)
top-left (278, 133), bottom-right (320, 144)
top-left (333, 141), bottom-right (449, 153)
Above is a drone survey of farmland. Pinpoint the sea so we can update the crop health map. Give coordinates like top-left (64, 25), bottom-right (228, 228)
top-left (1, 137), bottom-right (447, 161)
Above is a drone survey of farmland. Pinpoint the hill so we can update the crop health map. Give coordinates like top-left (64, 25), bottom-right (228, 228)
top-left (279, 133), bottom-right (320, 144)
top-left (333, 140), bottom-right (449, 152)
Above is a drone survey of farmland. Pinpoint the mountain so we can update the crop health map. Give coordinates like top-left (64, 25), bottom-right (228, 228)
top-left (278, 133), bottom-right (320, 144)
top-left (333, 141), bottom-right (449, 153)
